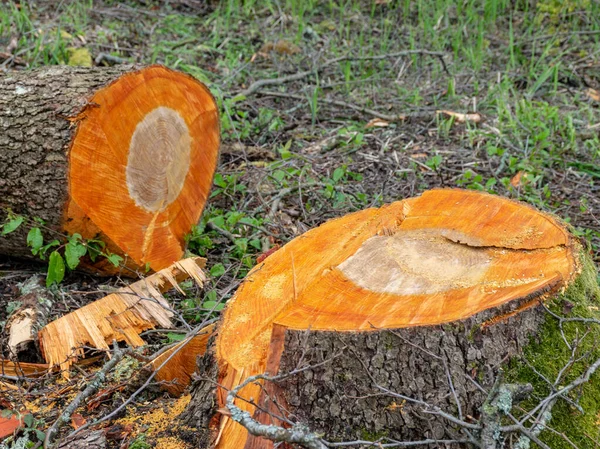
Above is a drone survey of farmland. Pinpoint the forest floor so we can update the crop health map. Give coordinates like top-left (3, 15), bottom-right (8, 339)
top-left (1, 0), bottom-right (600, 447)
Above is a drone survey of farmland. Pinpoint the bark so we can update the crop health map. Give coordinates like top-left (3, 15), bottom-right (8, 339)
top-left (0, 65), bottom-right (134, 259)
top-left (276, 296), bottom-right (545, 443)
top-left (180, 335), bottom-right (219, 447)
top-left (4, 275), bottom-right (52, 362)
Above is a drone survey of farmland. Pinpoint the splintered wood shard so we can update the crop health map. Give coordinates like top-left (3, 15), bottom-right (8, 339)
top-left (0, 359), bottom-right (49, 378)
top-left (39, 257), bottom-right (207, 377)
top-left (181, 189), bottom-right (581, 448)
top-left (151, 323), bottom-right (216, 395)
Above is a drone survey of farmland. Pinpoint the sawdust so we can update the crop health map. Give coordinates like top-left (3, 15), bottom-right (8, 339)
top-left (500, 226), bottom-right (544, 248)
top-left (156, 436), bottom-right (190, 449)
top-left (115, 395), bottom-right (194, 448)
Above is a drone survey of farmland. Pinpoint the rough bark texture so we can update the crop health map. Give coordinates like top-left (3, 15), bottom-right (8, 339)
top-left (275, 291), bottom-right (547, 442)
top-left (183, 287), bottom-right (553, 446)
top-left (180, 335), bottom-right (219, 447)
top-left (0, 65), bottom-right (133, 258)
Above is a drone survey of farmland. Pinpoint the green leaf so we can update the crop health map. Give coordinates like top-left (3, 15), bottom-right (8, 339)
top-left (106, 253), bottom-right (123, 267)
top-left (39, 240), bottom-right (60, 260)
top-left (166, 332), bottom-right (186, 342)
top-left (272, 170), bottom-right (286, 182)
top-left (210, 263), bottom-right (226, 277)
top-left (65, 241), bottom-right (87, 269)
top-left (332, 167), bottom-right (345, 182)
top-left (209, 216), bottom-right (226, 229)
top-left (27, 228), bottom-right (43, 255)
top-left (35, 430), bottom-right (46, 441)
top-left (23, 413), bottom-right (34, 428)
top-left (46, 251), bottom-right (65, 286)
top-left (87, 243), bottom-right (101, 262)
top-left (2, 215), bottom-right (23, 235)
top-left (202, 300), bottom-right (225, 311)
top-left (1, 409), bottom-right (14, 418)
top-left (68, 233), bottom-right (83, 243)
top-left (234, 238), bottom-right (248, 254)
top-left (213, 173), bottom-right (226, 188)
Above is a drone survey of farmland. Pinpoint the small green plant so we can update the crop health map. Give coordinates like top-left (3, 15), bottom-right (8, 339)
top-left (128, 434), bottom-right (152, 449)
top-left (1, 212), bottom-right (123, 286)
top-left (0, 411), bottom-right (45, 448)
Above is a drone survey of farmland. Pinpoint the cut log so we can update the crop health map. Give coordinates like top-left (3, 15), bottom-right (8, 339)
top-left (39, 257), bottom-right (207, 377)
top-left (181, 189), bottom-right (600, 448)
top-left (0, 65), bottom-right (219, 274)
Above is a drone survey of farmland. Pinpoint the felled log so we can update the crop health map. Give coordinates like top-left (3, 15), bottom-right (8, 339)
top-left (0, 65), bottom-right (219, 274)
top-left (181, 189), bottom-right (600, 448)
top-left (39, 257), bottom-right (207, 376)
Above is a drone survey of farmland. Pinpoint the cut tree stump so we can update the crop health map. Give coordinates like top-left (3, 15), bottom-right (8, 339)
top-left (0, 65), bottom-right (219, 274)
top-left (181, 189), bottom-right (600, 448)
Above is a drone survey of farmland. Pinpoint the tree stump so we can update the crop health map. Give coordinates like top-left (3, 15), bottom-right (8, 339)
top-left (182, 189), bottom-right (600, 448)
top-left (0, 65), bottom-right (219, 274)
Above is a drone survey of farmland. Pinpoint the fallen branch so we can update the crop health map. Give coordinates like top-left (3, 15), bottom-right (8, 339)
top-left (44, 342), bottom-right (124, 448)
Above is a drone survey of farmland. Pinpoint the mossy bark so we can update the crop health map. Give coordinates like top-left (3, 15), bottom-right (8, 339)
top-left (505, 250), bottom-right (600, 448)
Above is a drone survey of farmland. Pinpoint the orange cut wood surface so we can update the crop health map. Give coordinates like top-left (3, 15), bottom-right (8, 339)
top-left (213, 189), bottom-right (578, 449)
top-left (151, 323), bottom-right (215, 395)
top-left (66, 65), bottom-right (219, 272)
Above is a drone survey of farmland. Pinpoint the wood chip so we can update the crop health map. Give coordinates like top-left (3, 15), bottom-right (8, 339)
top-left (39, 257), bottom-right (207, 378)
top-left (586, 88), bottom-right (600, 102)
top-left (365, 118), bottom-right (390, 128)
top-left (437, 110), bottom-right (483, 123)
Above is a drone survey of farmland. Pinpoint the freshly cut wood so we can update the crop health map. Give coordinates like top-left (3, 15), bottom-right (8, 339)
top-left (150, 323), bottom-right (215, 395)
top-left (0, 359), bottom-right (49, 378)
top-left (39, 257), bottom-right (207, 377)
top-left (181, 189), bottom-right (596, 448)
top-left (0, 65), bottom-right (219, 274)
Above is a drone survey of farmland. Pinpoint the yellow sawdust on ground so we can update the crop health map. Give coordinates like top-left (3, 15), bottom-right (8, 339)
top-left (155, 436), bottom-right (189, 449)
top-left (115, 395), bottom-right (193, 447)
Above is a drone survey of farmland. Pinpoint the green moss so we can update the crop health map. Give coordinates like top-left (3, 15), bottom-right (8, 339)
top-left (128, 434), bottom-right (152, 449)
top-left (360, 429), bottom-right (388, 441)
top-left (506, 250), bottom-right (600, 448)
